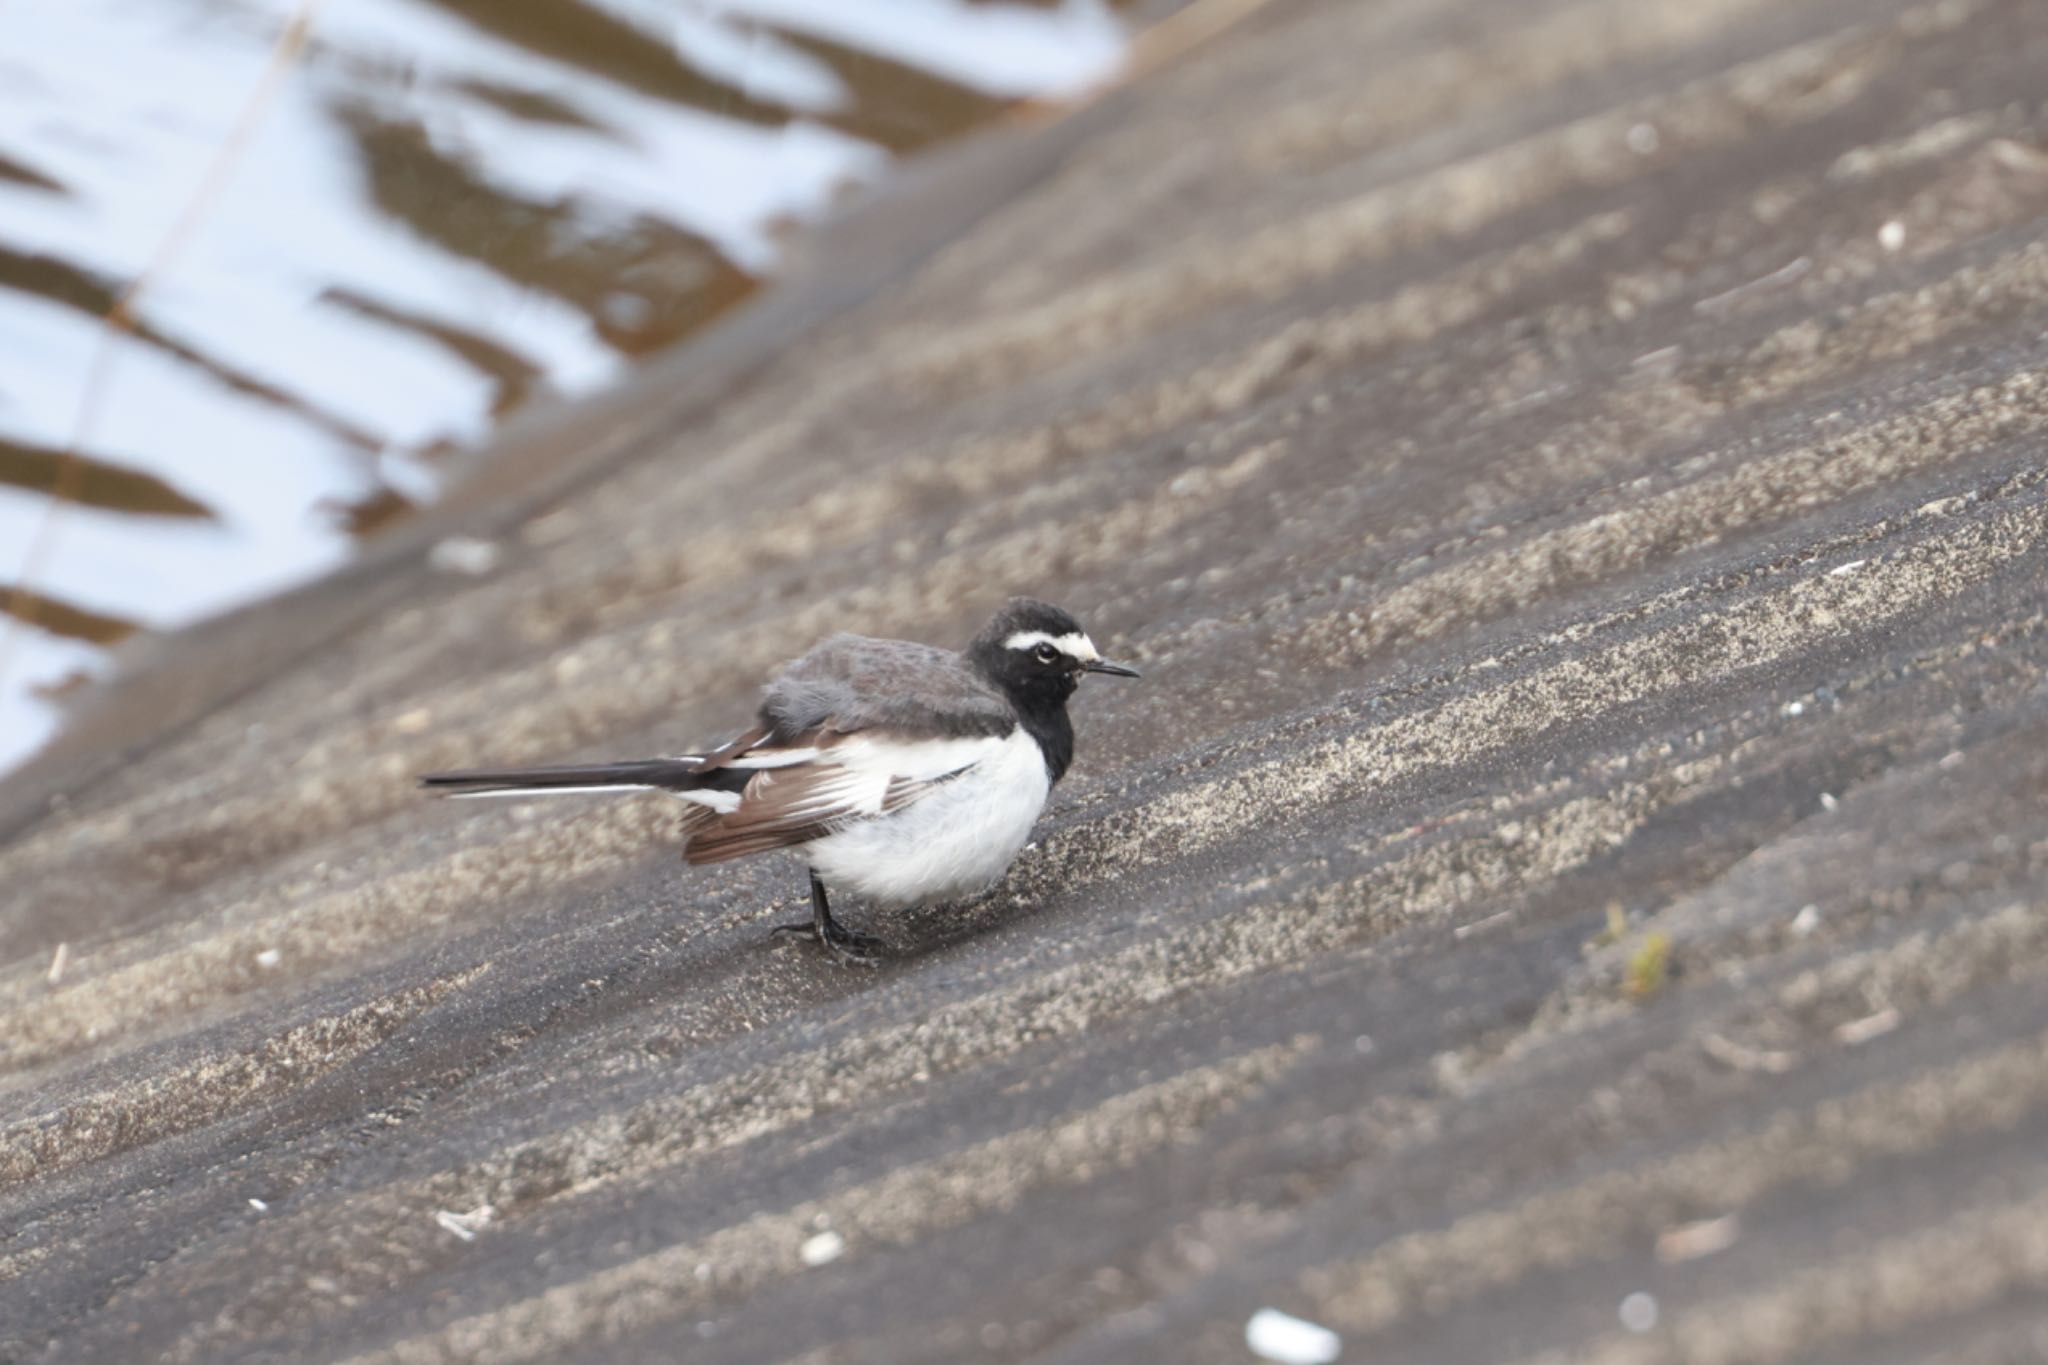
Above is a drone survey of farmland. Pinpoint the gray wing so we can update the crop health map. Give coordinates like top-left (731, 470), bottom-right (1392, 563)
top-left (759, 633), bottom-right (1014, 740)
top-left (674, 636), bottom-right (1015, 863)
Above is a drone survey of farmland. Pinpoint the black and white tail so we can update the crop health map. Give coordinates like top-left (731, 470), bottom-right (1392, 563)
top-left (419, 757), bottom-right (745, 810)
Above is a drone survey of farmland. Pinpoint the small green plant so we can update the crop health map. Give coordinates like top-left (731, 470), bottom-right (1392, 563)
top-left (1624, 932), bottom-right (1672, 1002)
top-left (1588, 902), bottom-right (1629, 950)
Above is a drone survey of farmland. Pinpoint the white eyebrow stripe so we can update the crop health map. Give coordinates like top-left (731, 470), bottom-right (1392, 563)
top-left (1002, 629), bottom-right (1099, 660)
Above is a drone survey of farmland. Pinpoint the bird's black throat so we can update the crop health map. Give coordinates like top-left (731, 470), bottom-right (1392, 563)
top-left (968, 643), bottom-right (1078, 782)
top-left (1009, 685), bottom-right (1076, 784)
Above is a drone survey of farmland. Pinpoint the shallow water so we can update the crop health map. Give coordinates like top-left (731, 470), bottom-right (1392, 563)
top-left (0, 0), bottom-right (1127, 773)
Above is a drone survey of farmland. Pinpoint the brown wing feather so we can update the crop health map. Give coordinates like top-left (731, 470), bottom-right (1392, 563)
top-left (677, 728), bottom-right (969, 865)
top-left (683, 763), bottom-right (840, 863)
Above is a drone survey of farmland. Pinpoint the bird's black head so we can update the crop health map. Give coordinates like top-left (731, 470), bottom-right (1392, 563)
top-left (967, 598), bottom-right (1140, 712)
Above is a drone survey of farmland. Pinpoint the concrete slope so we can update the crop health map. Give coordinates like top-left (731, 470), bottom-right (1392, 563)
top-left (6, 0), bottom-right (2048, 1359)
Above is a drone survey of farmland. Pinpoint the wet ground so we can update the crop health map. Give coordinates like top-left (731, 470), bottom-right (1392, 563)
top-left (6, 0), bottom-right (2048, 1359)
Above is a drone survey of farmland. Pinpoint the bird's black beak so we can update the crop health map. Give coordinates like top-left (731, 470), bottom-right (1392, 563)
top-left (1083, 658), bottom-right (1141, 678)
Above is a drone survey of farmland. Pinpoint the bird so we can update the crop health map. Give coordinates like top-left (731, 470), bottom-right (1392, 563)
top-left (419, 599), bottom-right (1139, 959)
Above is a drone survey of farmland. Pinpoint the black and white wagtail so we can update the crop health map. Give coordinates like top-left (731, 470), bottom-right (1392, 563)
top-left (420, 599), bottom-right (1139, 958)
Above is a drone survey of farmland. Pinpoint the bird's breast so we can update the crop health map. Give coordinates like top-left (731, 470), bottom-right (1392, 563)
top-left (805, 727), bottom-right (1051, 907)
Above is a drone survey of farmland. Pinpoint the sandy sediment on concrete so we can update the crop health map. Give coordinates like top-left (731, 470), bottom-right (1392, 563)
top-left (6, 0), bottom-right (2048, 1359)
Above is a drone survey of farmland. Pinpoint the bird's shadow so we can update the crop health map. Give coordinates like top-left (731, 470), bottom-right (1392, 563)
top-left (867, 885), bottom-right (1042, 959)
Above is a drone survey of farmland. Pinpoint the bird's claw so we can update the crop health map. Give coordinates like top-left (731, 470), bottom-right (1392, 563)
top-left (769, 919), bottom-right (885, 964)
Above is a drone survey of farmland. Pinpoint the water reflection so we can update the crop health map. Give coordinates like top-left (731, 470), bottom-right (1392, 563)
top-left (0, 0), bottom-right (1126, 772)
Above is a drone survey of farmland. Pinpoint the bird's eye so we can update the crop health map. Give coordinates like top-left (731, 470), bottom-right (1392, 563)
top-left (1033, 643), bottom-right (1060, 665)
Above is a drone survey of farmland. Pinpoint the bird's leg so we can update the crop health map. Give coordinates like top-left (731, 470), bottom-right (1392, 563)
top-left (770, 870), bottom-right (884, 962)
top-left (811, 873), bottom-right (887, 961)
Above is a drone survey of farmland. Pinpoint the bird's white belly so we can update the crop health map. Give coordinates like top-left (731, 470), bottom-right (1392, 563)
top-left (805, 727), bottom-right (1050, 907)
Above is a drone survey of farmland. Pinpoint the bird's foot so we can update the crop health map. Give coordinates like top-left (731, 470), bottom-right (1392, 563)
top-left (769, 919), bottom-right (885, 964)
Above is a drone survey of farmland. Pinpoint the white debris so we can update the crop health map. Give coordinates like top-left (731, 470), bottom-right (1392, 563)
top-left (255, 948), bottom-right (283, 969)
top-left (1631, 344), bottom-right (1682, 374)
top-left (435, 1205), bottom-right (495, 1241)
top-left (1656, 1213), bottom-right (1741, 1263)
top-left (1878, 219), bottom-right (1906, 252)
top-left (46, 942), bottom-right (69, 986)
top-left (1835, 1007), bottom-right (1900, 1046)
top-left (248, 1197), bottom-right (269, 1212)
top-left (1791, 904), bottom-right (1822, 936)
top-left (1702, 1032), bottom-right (1799, 1074)
top-left (1828, 558), bottom-right (1867, 577)
top-left (1619, 1291), bottom-right (1660, 1333)
top-left (428, 536), bottom-right (502, 577)
top-left (1819, 792), bottom-right (1839, 812)
top-left (1695, 256), bottom-right (1809, 314)
top-left (799, 1230), bottom-right (846, 1267)
top-left (1245, 1308), bottom-right (1342, 1365)
top-left (1783, 700), bottom-right (1805, 717)
top-left (1454, 910), bottom-right (1515, 939)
